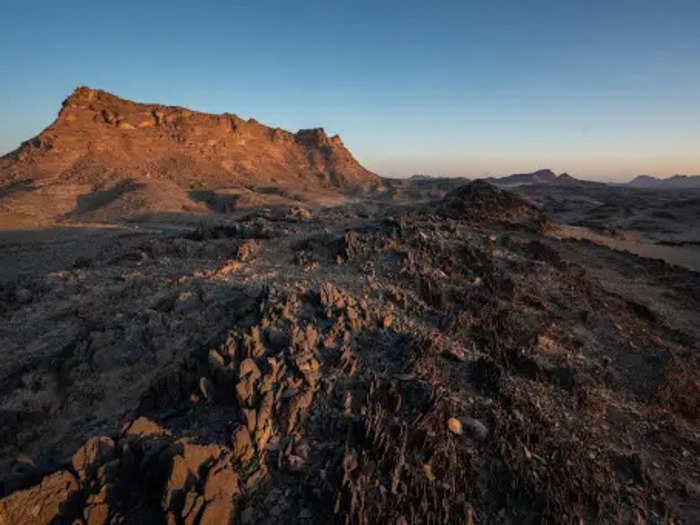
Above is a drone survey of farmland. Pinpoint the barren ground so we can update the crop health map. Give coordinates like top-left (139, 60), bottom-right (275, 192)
top-left (0, 181), bottom-right (698, 524)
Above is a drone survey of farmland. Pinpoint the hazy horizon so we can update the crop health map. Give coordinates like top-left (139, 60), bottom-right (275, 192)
top-left (2, 1), bottom-right (699, 182)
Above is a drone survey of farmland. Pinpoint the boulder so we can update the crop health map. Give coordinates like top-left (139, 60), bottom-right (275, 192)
top-left (0, 470), bottom-right (79, 524)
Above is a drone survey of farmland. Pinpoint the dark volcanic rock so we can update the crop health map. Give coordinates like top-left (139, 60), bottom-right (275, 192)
top-left (437, 180), bottom-right (545, 228)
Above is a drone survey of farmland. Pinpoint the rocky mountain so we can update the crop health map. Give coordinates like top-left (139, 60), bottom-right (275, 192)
top-left (627, 174), bottom-right (700, 188)
top-left (0, 87), bottom-right (379, 226)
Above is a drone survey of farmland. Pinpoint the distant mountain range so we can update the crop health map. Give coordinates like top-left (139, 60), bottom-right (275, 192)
top-left (429, 170), bottom-right (700, 189)
top-left (482, 170), bottom-right (605, 187)
top-left (483, 169), bottom-right (557, 185)
top-left (626, 174), bottom-right (700, 188)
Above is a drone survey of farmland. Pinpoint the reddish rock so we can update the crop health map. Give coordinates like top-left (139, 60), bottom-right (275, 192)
top-left (0, 470), bottom-right (79, 524)
top-left (71, 436), bottom-right (116, 482)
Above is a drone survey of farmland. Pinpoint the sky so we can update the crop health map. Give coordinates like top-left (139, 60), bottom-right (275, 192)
top-left (1, 1), bottom-right (699, 181)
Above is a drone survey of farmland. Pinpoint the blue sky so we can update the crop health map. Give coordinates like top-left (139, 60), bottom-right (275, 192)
top-left (1, 1), bottom-right (699, 180)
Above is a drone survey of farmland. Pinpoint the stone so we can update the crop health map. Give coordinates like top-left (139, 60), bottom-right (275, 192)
top-left (198, 498), bottom-right (235, 525)
top-left (199, 376), bottom-right (214, 401)
top-left (463, 417), bottom-right (488, 440)
top-left (83, 484), bottom-right (111, 525)
top-left (242, 408), bottom-right (257, 434)
top-left (202, 457), bottom-right (240, 501)
top-left (198, 458), bottom-right (239, 524)
top-left (0, 470), bottom-right (79, 525)
top-left (447, 417), bottom-right (463, 435)
top-left (236, 358), bottom-right (261, 407)
top-left (124, 417), bottom-right (167, 438)
top-left (181, 493), bottom-right (204, 525)
top-left (71, 436), bottom-right (116, 482)
top-left (231, 426), bottom-right (254, 463)
top-left (180, 442), bottom-right (223, 476)
top-left (162, 455), bottom-right (190, 511)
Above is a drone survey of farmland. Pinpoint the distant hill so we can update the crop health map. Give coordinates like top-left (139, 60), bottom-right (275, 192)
top-left (410, 170), bottom-right (602, 188)
top-left (627, 174), bottom-right (700, 188)
top-left (484, 169), bottom-right (557, 185)
top-left (552, 173), bottom-right (606, 187)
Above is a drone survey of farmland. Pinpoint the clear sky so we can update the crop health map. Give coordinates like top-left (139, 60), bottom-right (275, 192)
top-left (1, 1), bottom-right (699, 181)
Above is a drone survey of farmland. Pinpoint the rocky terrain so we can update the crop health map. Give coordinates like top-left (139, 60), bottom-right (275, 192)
top-left (0, 88), bottom-right (380, 228)
top-left (0, 179), bottom-right (698, 524)
top-left (392, 172), bottom-right (700, 272)
top-left (1, 94), bottom-right (699, 524)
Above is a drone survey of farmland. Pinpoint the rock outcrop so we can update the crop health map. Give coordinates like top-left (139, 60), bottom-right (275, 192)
top-left (437, 180), bottom-right (545, 229)
top-left (0, 87), bottom-right (379, 224)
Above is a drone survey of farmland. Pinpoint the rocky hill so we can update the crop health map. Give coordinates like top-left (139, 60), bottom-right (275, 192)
top-left (627, 174), bottom-right (700, 188)
top-left (0, 87), bottom-right (380, 226)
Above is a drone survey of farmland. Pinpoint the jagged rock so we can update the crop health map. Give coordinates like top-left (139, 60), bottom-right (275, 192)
top-left (341, 231), bottom-right (361, 259)
top-left (0, 470), bottom-right (79, 524)
top-left (320, 282), bottom-right (346, 315)
top-left (71, 436), bottom-right (116, 482)
top-left (180, 492), bottom-right (204, 525)
top-left (236, 240), bottom-right (263, 262)
top-left (285, 389), bottom-right (314, 433)
top-left (236, 358), bottom-right (261, 407)
top-left (201, 455), bottom-right (240, 502)
top-left (231, 426), bottom-right (254, 463)
top-left (82, 484), bottom-right (111, 525)
top-left (242, 326), bottom-right (266, 358)
top-left (254, 391), bottom-right (274, 451)
top-left (124, 417), bottom-right (167, 438)
top-left (163, 454), bottom-right (190, 512)
top-left (242, 408), bottom-right (257, 434)
top-left (180, 442), bottom-right (224, 475)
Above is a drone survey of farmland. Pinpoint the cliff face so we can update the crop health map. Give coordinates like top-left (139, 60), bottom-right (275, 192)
top-left (0, 87), bottom-right (379, 224)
